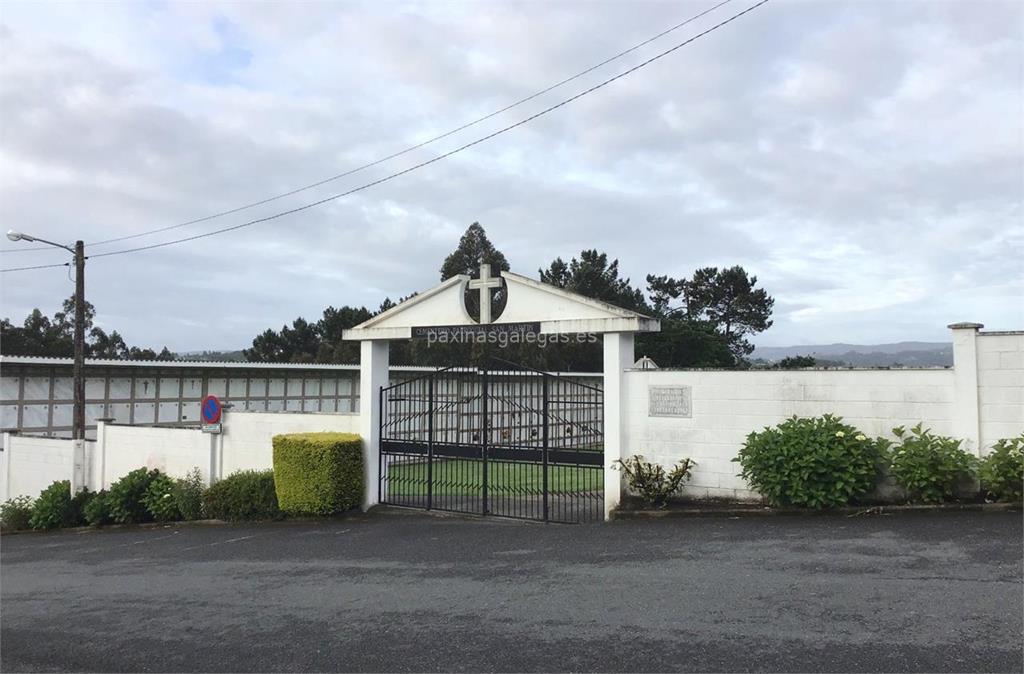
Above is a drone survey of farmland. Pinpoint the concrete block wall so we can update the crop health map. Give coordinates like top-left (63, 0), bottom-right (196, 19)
top-left (976, 331), bottom-right (1024, 451)
top-left (0, 434), bottom-right (91, 501)
top-left (95, 424), bottom-right (209, 489)
top-left (219, 411), bottom-right (360, 476)
top-left (622, 369), bottom-right (956, 502)
top-left (0, 410), bottom-right (362, 501)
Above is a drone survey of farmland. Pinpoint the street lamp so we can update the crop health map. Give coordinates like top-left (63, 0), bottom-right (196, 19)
top-left (7, 230), bottom-right (87, 443)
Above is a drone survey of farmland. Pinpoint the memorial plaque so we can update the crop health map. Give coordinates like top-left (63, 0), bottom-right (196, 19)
top-left (648, 385), bottom-right (692, 418)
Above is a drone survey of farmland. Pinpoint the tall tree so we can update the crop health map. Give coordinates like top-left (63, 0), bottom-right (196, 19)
top-left (89, 328), bottom-right (130, 359)
top-left (539, 250), bottom-right (650, 314)
top-left (440, 222), bottom-right (511, 325)
top-left (440, 222), bottom-right (510, 280)
top-left (316, 305), bottom-right (374, 363)
top-left (646, 266), bottom-right (774, 360)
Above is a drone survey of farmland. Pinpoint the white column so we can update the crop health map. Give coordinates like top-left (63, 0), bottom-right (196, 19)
top-left (94, 420), bottom-right (108, 490)
top-left (208, 433), bottom-right (219, 487)
top-left (1, 432), bottom-right (11, 501)
top-left (70, 439), bottom-right (86, 495)
top-left (603, 332), bottom-right (634, 520)
top-left (949, 322), bottom-right (983, 455)
top-left (359, 339), bottom-right (390, 510)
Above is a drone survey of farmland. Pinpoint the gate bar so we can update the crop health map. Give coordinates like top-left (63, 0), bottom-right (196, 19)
top-left (542, 373), bottom-right (549, 523)
top-left (481, 366), bottom-right (489, 516)
top-left (427, 373), bottom-right (434, 511)
top-left (378, 384), bottom-right (384, 506)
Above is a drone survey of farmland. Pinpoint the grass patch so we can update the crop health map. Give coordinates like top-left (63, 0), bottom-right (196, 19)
top-left (386, 459), bottom-right (601, 496)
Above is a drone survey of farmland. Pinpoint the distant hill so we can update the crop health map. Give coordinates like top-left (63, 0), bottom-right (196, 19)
top-left (752, 342), bottom-right (953, 368)
top-left (177, 350), bottom-right (246, 362)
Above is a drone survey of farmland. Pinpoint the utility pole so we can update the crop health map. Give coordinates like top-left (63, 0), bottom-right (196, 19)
top-left (73, 240), bottom-right (86, 441)
top-left (7, 230), bottom-right (89, 489)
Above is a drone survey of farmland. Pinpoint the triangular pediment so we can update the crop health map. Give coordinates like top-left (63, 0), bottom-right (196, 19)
top-left (343, 269), bottom-right (660, 340)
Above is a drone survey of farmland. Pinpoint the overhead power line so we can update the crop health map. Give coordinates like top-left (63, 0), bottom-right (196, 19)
top-left (1, 0), bottom-right (734, 256)
top-left (2, 0), bottom-right (769, 273)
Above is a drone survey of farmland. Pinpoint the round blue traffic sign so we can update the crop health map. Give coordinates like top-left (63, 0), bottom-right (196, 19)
top-left (201, 395), bottom-right (222, 424)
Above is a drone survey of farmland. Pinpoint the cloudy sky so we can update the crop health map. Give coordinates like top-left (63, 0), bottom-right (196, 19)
top-left (1, 0), bottom-right (1021, 352)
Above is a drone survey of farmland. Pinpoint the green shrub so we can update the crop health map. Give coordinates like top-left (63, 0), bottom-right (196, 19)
top-left (734, 414), bottom-right (883, 508)
top-left (615, 455), bottom-right (696, 508)
top-left (108, 468), bottom-right (163, 524)
top-left (69, 487), bottom-right (93, 526)
top-left (272, 433), bottom-right (364, 516)
top-left (887, 424), bottom-right (977, 503)
top-left (1, 495), bottom-right (35, 531)
top-left (142, 472), bottom-right (181, 522)
top-left (174, 468), bottom-right (206, 520)
top-left (84, 490), bottom-right (113, 526)
top-left (29, 481), bottom-right (89, 530)
top-left (979, 434), bottom-right (1023, 503)
top-left (203, 470), bottom-right (280, 521)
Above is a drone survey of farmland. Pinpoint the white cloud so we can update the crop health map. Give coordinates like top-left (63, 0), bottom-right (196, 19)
top-left (0, 0), bottom-right (1021, 352)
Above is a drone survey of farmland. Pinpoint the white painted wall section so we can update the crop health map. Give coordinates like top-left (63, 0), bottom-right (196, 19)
top-left (1, 434), bottom-right (86, 501)
top-left (623, 369), bottom-right (957, 501)
top-left (976, 331), bottom-right (1024, 452)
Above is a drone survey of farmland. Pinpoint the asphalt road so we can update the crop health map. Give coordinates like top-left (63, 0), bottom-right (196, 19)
top-left (1, 509), bottom-right (1021, 673)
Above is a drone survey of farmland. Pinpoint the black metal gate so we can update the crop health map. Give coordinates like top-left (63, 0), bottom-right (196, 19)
top-left (379, 361), bottom-right (603, 523)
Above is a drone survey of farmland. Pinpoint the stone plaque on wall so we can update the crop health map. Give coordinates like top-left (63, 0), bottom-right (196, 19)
top-left (648, 385), bottom-right (692, 418)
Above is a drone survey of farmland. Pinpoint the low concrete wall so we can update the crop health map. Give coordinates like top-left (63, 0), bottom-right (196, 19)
top-left (94, 424), bottom-right (209, 489)
top-left (622, 368), bottom-right (957, 502)
top-left (0, 435), bottom-right (93, 501)
top-left (218, 411), bottom-right (360, 477)
top-left (1, 410), bottom-right (361, 500)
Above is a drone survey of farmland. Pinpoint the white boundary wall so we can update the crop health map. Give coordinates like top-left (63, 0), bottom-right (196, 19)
top-left (3, 325), bottom-right (1021, 508)
top-left (0, 435), bottom-right (93, 501)
top-left (1, 410), bottom-right (359, 500)
top-left (623, 369), bottom-right (955, 501)
top-left (621, 326), bottom-right (1023, 502)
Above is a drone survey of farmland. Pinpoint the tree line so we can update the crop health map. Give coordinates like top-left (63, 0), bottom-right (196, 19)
top-left (1, 223), bottom-right (775, 371)
top-left (244, 223), bottom-right (775, 371)
top-left (1, 297), bottom-right (176, 360)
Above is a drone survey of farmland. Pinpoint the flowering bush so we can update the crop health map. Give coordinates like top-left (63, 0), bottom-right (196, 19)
top-left (979, 434), bottom-right (1023, 503)
top-left (142, 472), bottom-right (181, 522)
top-left (1, 495), bottom-right (34, 531)
top-left (734, 414), bottom-right (884, 508)
top-left (887, 424), bottom-right (976, 503)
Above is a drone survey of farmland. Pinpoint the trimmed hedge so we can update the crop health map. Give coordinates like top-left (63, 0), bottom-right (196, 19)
top-left (273, 433), bottom-right (364, 516)
top-left (203, 470), bottom-right (280, 521)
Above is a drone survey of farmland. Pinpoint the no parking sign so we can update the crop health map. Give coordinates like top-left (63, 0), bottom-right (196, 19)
top-left (201, 395), bottom-right (223, 433)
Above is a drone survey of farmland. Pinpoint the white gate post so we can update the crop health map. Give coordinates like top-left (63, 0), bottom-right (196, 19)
top-left (360, 339), bottom-right (390, 510)
top-left (603, 332), bottom-right (634, 520)
top-left (949, 322), bottom-right (983, 455)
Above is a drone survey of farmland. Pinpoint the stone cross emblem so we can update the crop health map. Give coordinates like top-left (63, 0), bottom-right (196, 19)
top-left (467, 263), bottom-right (503, 323)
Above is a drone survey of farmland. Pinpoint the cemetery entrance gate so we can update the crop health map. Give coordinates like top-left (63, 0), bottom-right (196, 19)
top-left (379, 361), bottom-right (604, 523)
